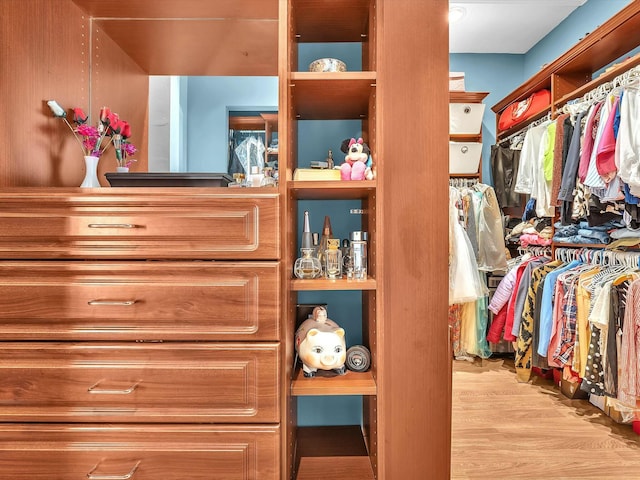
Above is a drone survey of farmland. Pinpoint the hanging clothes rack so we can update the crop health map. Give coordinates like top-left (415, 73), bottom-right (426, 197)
top-left (498, 111), bottom-right (552, 147)
top-left (561, 64), bottom-right (640, 115)
top-left (449, 177), bottom-right (479, 188)
top-left (554, 246), bottom-right (640, 268)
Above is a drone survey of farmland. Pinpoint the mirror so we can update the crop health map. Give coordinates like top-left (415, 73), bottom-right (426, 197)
top-left (148, 76), bottom-right (277, 173)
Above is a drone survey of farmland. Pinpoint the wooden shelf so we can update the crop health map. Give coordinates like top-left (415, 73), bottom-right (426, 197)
top-left (553, 242), bottom-right (608, 249)
top-left (449, 173), bottom-right (480, 178)
top-left (293, 0), bottom-right (373, 43)
top-left (291, 277), bottom-right (376, 291)
top-left (495, 108), bottom-right (550, 143)
top-left (450, 91), bottom-right (489, 103)
top-left (295, 426), bottom-right (374, 480)
top-left (289, 180), bottom-right (376, 200)
top-left (553, 51), bottom-right (640, 107)
top-left (292, 368), bottom-right (376, 396)
top-left (290, 72), bottom-right (376, 119)
top-left (450, 133), bottom-right (481, 142)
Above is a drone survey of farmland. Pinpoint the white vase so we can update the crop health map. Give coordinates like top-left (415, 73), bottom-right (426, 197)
top-left (116, 166), bottom-right (129, 173)
top-left (80, 155), bottom-right (101, 188)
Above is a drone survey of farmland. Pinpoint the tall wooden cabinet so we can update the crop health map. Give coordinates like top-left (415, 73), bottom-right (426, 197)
top-left (280, 1), bottom-right (450, 479)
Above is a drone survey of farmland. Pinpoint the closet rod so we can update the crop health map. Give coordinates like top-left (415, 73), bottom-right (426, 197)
top-left (561, 64), bottom-right (640, 114)
top-left (498, 111), bottom-right (552, 146)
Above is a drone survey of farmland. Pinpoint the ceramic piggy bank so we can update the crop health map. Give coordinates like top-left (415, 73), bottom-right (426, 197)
top-left (295, 306), bottom-right (347, 377)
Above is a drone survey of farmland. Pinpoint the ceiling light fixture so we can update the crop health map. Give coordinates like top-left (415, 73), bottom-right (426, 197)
top-left (449, 6), bottom-right (467, 24)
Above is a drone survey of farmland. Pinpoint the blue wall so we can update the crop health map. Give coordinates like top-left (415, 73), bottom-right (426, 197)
top-left (450, 0), bottom-right (632, 185)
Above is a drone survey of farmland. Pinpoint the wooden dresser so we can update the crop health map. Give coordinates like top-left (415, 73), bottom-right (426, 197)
top-left (0, 188), bottom-right (281, 479)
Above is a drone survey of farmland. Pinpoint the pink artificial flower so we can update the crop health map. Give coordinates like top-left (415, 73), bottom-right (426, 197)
top-left (76, 124), bottom-right (98, 137)
top-left (99, 106), bottom-right (111, 122)
top-left (124, 143), bottom-right (137, 156)
top-left (120, 121), bottom-right (131, 138)
top-left (107, 112), bottom-right (119, 129)
top-left (73, 108), bottom-right (88, 124)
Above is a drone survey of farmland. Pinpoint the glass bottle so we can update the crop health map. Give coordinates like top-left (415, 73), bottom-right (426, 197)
top-left (301, 210), bottom-right (313, 250)
top-left (350, 231), bottom-right (368, 280)
top-left (294, 248), bottom-right (322, 279)
top-left (317, 215), bottom-right (333, 274)
top-left (326, 149), bottom-right (334, 169)
top-left (324, 238), bottom-right (342, 279)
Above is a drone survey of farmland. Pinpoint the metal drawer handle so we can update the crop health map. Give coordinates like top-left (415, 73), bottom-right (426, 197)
top-left (88, 223), bottom-right (138, 229)
top-left (87, 460), bottom-right (141, 479)
top-left (88, 380), bottom-right (141, 395)
top-left (463, 105), bottom-right (472, 114)
top-left (87, 300), bottom-right (137, 306)
top-left (461, 146), bottom-right (469, 154)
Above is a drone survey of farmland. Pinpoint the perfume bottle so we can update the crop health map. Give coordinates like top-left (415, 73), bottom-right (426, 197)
top-left (301, 211), bottom-right (313, 250)
top-left (350, 231), bottom-right (368, 280)
top-left (326, 149), bottom-right (334, 169)
top-left (324, 238), bottom-right (342, 279)
top-left (317, 215), bottom-right (333, 273)
top-left (294, 248), bottom-right (322, 279)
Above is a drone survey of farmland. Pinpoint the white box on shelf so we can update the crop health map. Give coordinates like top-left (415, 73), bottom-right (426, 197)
top-left (449, 102), bottom-right (485, 134)
top-left (449, 142), bottom-right (482, 174)
top-left (449, 72), bottom-right (465, 91)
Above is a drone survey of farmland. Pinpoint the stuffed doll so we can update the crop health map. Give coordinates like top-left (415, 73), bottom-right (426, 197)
top-left (340, 137), bottom-right (374, 181)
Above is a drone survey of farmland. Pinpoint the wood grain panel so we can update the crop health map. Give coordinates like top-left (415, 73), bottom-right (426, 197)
top-left (0, 0), bottom-right (89, 187)
top-left (0, 261), bottom-right (279, 341)
top-left (0, 342), bottom-right (279, 423)
top-left (94, 19), bottom-right (278, 77)
top-left (377, 0), bottom-right (450, 478)
top-left (0, 189), bottom-right (279, 259)
top-left (290, 73), bottom-right (377, 119)
top-left (293, 0), bottom-right (372, 42)
top-left (72, 0), bottom-right (279, 19)
top-left (0, 424), bottom-right (279, 479)
top-left (91, 20), bottom-right (149, 176)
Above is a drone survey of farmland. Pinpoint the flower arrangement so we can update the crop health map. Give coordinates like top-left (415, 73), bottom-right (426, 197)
top-left (47, 100), bottom-right (137, 169)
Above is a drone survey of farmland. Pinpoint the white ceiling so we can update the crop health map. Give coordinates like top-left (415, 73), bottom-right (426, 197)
top-left (449, 0), bottom-right (588, 54)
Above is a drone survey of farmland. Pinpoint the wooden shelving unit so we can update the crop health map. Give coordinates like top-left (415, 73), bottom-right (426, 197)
top-left (449, 91), bottom-right (489, 180)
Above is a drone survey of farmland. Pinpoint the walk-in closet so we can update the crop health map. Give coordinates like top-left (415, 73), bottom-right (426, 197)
top-left (450, 1), bottom-right (640, 477)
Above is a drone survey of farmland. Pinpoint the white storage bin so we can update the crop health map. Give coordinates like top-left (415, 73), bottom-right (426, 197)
top-left (449, 72), bottom-right (465, 91)
top-left (449, 142), bottom-right (482, 174)
top-left (449, 102), bottom-right (485, 134)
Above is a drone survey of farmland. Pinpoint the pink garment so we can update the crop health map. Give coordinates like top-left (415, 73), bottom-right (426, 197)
top-left (519, 233), bottom-right (552, 248)
top-left (578, 102), bottom-right (603, 183)
top-left (618, 280), bottom-right (640, 405)
top-left (596, 96), bottom-right (620, 183)
top-left (503, 261), bottom-right (529, 342)
top-left (488, 265), bottom-right (518, 314)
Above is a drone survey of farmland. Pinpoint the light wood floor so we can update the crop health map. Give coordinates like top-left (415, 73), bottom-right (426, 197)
top-left (451, 357), bottom-right (640, 479)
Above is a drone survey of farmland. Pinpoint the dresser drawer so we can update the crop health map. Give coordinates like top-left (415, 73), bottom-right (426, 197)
top-left (0, 424), bottom-right (279, 479)
top-left (0, 261), bottom-right (279, 341)
top-left (0, 190), bottom-right (279, 259)
top-left (0, 342), bottom-right (279, 423)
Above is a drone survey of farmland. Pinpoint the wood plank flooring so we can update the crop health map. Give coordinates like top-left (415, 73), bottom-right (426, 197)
top-left (451, 357), bottom-right (639, 479)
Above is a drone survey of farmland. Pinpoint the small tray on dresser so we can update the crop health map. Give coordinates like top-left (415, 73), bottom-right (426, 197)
top-left (105, 172), bottom-right (233, 187)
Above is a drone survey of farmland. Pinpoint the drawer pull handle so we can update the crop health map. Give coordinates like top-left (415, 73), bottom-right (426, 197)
top-left (88, 223), bottom-right (138, 229)
top-left (87, 460), bottom-right (141, 479)
top-left (88, 300), bottom-right (137, 306)
top-left (88, 380), bottom-right (141, 395)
